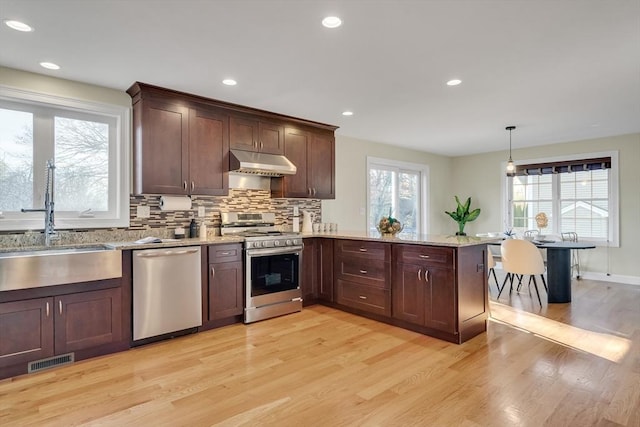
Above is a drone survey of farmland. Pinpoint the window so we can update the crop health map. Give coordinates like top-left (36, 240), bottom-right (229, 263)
top-left (367, 157), bottom-right (428, 235)
top-left (0, 87), bottom-right (130, 230)
top-left (505, 151), bottom-right (618, 245)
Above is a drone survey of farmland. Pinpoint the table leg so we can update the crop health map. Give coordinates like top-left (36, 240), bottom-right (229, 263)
top-left (546, 248), bottom-right (571, 303)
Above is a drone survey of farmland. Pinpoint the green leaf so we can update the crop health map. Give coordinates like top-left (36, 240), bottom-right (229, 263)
top-left (466, 208), bottom-right (481, 222)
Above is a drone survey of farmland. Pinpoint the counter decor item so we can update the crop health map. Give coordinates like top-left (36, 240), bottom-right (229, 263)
top-left (377, 208), bottom-right (403, 237)
top-left (535, 212), bottom-right (548, 238)
top-left (445, 196), bottom-right (481, 236)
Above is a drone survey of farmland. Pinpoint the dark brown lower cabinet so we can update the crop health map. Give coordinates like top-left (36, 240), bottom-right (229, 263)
top-left (302, 238), bottom-right (334, 305)
top-left (0, 298), bottom-right (54, 368)
top-left (208, 261), bottom-right (243, 320)
top-left (203, 243), bottom-right (244, 327)
top-left (392, 262), bottom-right (456, 334)
top-left (0, 284), bottom-right (126, 379)
top-left (317, 239), bottom-right (334, 302)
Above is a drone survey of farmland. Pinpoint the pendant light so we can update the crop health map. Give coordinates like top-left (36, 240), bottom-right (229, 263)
top-left (505, 125), bottom-right (516, 177)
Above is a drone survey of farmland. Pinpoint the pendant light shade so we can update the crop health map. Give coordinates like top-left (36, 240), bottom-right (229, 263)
top-left (505, 125), bottom-right (516, 177)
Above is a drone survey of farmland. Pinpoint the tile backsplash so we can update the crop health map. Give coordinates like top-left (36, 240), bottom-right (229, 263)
top-left (0, 189), bottom-right (321, 248)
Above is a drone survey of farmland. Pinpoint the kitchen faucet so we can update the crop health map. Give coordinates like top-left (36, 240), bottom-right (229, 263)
top-left (21, 159), bottom-right (58, 246)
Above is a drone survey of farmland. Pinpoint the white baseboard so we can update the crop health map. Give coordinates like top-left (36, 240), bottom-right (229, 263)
top-left (493, 264), bottom-right (640, 286)
top-left (580, 272), bottom-right (640, 286)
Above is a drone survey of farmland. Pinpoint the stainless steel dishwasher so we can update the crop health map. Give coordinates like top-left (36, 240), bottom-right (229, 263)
top-left (133, 246), bottom-right (202, 341)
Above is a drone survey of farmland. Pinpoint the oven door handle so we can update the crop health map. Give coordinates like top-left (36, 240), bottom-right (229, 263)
top-left (246, 246), bottom-right (303, 257)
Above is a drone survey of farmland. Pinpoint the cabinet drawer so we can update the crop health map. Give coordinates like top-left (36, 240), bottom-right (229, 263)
top-left (394, 244), bottom-right (454, 267)
top-left (335, 239), bottom-right (390, 261)
top-left (335, 256), bottom-right (389, 289)
top-left (208, 244), bottom-right (242, 263)
top-left (336, 279), bottom-right (390, 317)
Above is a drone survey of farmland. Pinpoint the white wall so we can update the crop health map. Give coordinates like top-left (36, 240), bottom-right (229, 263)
top-left (0, 66), bottom-right (130, 107)
top-left (451, 133), bottom-right (640, 280)
top-left (322, 135), bottom-right (454, 234)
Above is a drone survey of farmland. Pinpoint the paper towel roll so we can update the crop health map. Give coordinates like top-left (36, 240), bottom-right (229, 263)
top-left (159, 195), bottom-right (192, 211)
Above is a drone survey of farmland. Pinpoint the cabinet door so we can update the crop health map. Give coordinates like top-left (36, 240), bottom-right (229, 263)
top-left (230, 115), bottom-right (259, 151)
top-left (301, 239), bottom-right (318, 304)
top-left (308, 131), bottom-right (335, 199)
top-left (424, 266), bottom-right (457, 334)
top-left (54, 288), bottom-right (122, 354)
top-left (318, 239), bottom-right (334, 302)
top-left (391, 263), bottom-right (425, 325)
top-left (189, 107), bottom-right (229, 195)
top-left (209, 261), bottom-right (243, 320)
top-left (258, 122), bottom-right (284, 154)
top-left (135, 99), bottom-right (189, 194)
top-left (281, 127), bottom-right (310, 197)
top-left (0, 298), bottom-right (54, 368)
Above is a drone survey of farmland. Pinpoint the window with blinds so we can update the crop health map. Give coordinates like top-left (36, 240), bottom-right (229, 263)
top-left (505, 152), bottom-right (618, 245)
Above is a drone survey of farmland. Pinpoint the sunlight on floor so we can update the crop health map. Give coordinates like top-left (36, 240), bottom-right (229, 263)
top-left (489, 301), bottom-right (631, 363)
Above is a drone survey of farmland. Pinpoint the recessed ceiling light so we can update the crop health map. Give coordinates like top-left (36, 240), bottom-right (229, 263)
top-left (40, 62), bottom-right (60, 70)
top-left (4, 20), bottom-right (33, 32)
top-left (342, 111), bottom-right (353, 116)
top-left (222, 79), bottom-right (237, 86)
top-left (322, 16), bottom-right (342, 28)
top-left (446, 79), bottom-right (462, 86)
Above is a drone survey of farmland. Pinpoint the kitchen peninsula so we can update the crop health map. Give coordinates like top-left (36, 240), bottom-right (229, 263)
top-left (300, 231), bottom-right (496, 344)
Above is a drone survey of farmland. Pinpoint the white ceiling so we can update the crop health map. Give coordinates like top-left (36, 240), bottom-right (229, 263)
top-left (1, 0), bottom-right (639, 156)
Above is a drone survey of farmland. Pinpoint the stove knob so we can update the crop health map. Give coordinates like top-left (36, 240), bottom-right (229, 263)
top-left (260, 241), bottom-right (267, 248)
top-left (246, 242), bottom-right (252, 249)
top-left (286, 239), bottom-right (292, 246)
top-left (274, 240), bottom-right (280, 246)
top-left (292, 239), bottom-right (299, 245)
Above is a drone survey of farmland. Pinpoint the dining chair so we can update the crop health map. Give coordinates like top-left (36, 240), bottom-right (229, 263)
top-left (487, 250), bottom-right (500, 293)
top-left (498, 239), bottom-right (547, 305)
top-left (561, 232), bottom-right (581, 279)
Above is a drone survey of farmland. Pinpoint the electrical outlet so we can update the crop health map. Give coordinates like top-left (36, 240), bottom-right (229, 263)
top-left (137, 205), bottom-right (150, 219)
top-left (198, 206), bottom-right (206, 217)
top-left (293, 206), bottom-right (299, 216)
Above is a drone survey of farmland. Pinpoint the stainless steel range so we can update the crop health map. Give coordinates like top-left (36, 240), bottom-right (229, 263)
top-left (221, 212), bottom-right (303, 323)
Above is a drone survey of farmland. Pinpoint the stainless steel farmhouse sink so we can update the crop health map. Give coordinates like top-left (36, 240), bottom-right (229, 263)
top-left (0, 245), bottom-right (122, 292)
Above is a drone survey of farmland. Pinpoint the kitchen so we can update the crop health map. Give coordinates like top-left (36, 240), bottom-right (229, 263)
top-left (1, 1), bottom-right (640, 425)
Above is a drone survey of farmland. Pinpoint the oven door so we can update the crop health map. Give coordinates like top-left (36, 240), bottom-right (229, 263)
top-left (245, 246), bottom-right (302, 309)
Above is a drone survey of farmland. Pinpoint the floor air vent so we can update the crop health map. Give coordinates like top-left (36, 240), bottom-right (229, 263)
top-left (28, 353), bottom-right (74, 373)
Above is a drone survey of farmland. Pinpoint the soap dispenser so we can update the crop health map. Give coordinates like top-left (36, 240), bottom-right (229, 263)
top-left (189, 218), bottom-right (198, 238)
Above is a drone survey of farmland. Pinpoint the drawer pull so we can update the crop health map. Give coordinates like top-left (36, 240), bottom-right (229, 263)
top-left (219, 251), bottom-right (231, 255)
top-left (419, 254), bottom-right (430, 259)
top-left (359, 248), bottom-right (367, 252)
top-left (359, 269), bottom-right (367, 274)
top-left (358, 295), bottom-right (367, 300)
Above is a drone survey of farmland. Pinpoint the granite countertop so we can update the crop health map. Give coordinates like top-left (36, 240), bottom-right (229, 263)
top-left (299, 230), bottom-right (501, 247)
top-left (0, 236), bottom-right (245, 254)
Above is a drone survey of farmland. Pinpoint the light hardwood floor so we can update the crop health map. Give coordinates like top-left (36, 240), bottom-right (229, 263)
top-left (1, 277), bottom-right (639, 426)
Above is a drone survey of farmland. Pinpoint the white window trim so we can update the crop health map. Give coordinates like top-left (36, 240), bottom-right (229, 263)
top-left (366, 156), bottom-right (429, 234)
top-left (0, 85), bottom-right (130, 230)
top-left (501, 150), bottom-right (619, 247)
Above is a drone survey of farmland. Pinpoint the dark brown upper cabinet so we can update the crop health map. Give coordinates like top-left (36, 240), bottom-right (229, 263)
top-left (230, 115), bottom-right (284, 155)
top-left (271, 127), bottom-right (335, 199)
top-left (128, 83), bottom-right (229, 196)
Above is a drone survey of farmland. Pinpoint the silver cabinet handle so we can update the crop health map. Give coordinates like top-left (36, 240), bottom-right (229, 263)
top-left (260, 141), bottom-right (263, 149)
top-left (219, 251), bottom-right (231, 255)
top-left (191, 181), bottom-right (195, 191)
top-left (46, 301), bottom-right (50, 317)
top-left (308, 188), bottom-right (312, 195)
top-left (417, 268), bottom-right (422, 281)
top-left (424, 269), bottom-right (429, 282)
top-left (59, 300), bottom-right (62, 315)
top-left (359, 295), bottom-right (367, 300)
top-left (359, 269), bottom-right (367, 274)
top-left (210, 266), bottom-right (215, 280)
top-left (183, 181), bottom-right (187, 190)
top-left (419, 254), bottom-right (430, 259)
top-left (359, 248), bottom-right (367, 252)
top-left (312, 188), bottom-right (317, 196)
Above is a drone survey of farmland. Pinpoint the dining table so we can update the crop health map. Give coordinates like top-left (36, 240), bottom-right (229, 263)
top-left (490, 240), bottom-right (596, 303)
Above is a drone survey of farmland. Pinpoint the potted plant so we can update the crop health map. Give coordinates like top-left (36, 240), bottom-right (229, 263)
top-left (445, 196), bottom-right (481, 236)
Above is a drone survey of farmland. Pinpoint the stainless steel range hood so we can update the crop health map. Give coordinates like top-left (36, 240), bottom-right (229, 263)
top-left (229, 149), bottom-right (296, 177)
